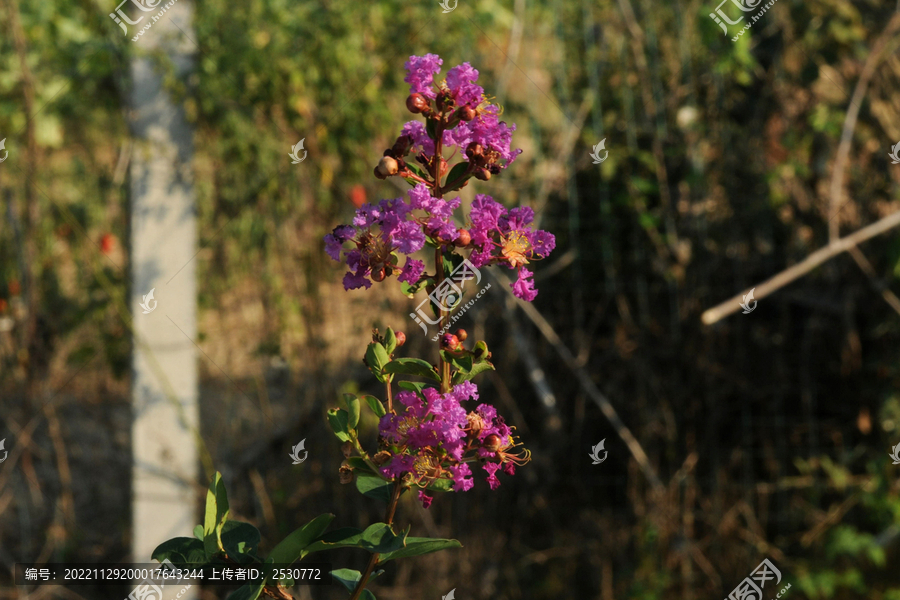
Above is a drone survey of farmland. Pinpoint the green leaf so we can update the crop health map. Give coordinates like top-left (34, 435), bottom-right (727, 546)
top-left (226, 580), bottom-right (265, 600)
top-left (268, 513), bottom-right (335, 565)
top-left (472, 340), bottom-right (489, 360)
top-left (151, 537), bottom-right (208, 567)
top-left (221, 520), bottom-right (261, 560)
top-left (304, 523), bottom-right (409, 555)
top-left (425, 478), bottom-right (454, 493)
top-left (425, 118), bottom-right (438, 142)
top-left (376, 537), bottom-right (462, 563)
top-left (361, 590), bottom-right (377, 600)
top-left (331, 568), bottom-right (362, 592)
top-left (327, 408), bottom-right (351, 442)
top-left (344, 394), bottom-right (361, 430)
top-left (384, 328), bottom-right (397, 356)
top-left (441, 351), bottom-right (472, 374)
top-left (452, 361), bottom-right (495, 384)
top-left (363, 394), bottom-right (387, 418)
top-left (193, 525), bottom-right (204, 541)
top-left (346, 457), bottom-right (375, 473)
top-left (356, 473), bottom-right (394, 502)
top-left (329, 568), bottom-right (384, 593)
top-left (405, 162), bottom-right (428, 181)
top-left (203, 472), bottom-right (230, 556)
top-left (383, 358), bottom-right (441, 381)
top-left (443, 162), bottom-right (471, 191)
top-left (365, 342), bottom-right (391, 383)
top-left (397, 381), bottom-right (436, 394)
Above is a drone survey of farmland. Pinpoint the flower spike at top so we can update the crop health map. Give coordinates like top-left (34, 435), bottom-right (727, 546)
top-left (324, 56), bottom-right (554, 301)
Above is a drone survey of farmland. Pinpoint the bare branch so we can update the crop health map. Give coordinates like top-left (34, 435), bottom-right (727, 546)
top-left (702, 210), bottom-right (900, 325)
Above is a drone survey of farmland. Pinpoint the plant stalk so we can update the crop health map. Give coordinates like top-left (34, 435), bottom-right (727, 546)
top-left (348, 481), bottom-right (404, 600)
top-left (430, 114), bottom-right (453, 393)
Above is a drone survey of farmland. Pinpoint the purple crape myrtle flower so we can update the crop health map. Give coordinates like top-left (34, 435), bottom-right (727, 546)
top-left (401, 54), bottom-right (522, 173)
top-left (404, 54), bottom-right (443, 99)
top-left (446, 62), bottom-right (483, 109)
top-left (465, 195), bottom-right (556, 300)
top-left (322, 196), bottom-right (426, 290)
top-left (376, 382), bottom-right (529, 506)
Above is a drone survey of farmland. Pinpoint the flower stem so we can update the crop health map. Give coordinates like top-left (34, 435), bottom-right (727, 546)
top-left (386, 378), bottom-right (394, 414)
top-left (435, 248), bottom-right (451, 393)
top-left (348, 481), bottom-right (404, 600)
top-left (431, 115), bottom-right (452, 393)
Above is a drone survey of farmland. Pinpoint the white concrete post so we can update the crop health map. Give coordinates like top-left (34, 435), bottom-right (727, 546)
top-left (129, 2), bottom-right (198, 597)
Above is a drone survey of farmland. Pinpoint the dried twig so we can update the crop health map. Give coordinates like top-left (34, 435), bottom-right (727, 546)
top-left (701, 209), bottom-right (900, 325)
top-left (827, 13), bottom-right (900, 241)
top-left (484, 268), bottom-right (664, 492)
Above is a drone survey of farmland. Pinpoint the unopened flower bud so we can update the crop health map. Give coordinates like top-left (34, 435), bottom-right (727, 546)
top-left (406, 93), bottom-right (430, 114)
top-left (373, 451), bottom-right (392, 465)
top-left (457, 105), bottom-right (477, 121)
top-left (392, 135), bottom-right (412, 157)
top-left (374, 166), bottom-right (387, 180)
top-left (395, 331), bottom-right (407, 347)
top-left (376, 156), bottom-right (400, 177)
top-left (474, 168), bottom-right (491, 181)
top-left (455, 329), bottom-right (468, 341)
top-left (483, 434), bottom-right (502, 452)
top-left (467, 412), bottom-right (485, 437)
top-left (466, 142), bottom-right (484, 159)
top-left (440, 333), bottom-right (461, 350)
top-left (453, 228), bottom-right (471, 247)
top-left (341, 441), bottom-right (353, 457)
top-left (371, 267), bottom-right (386, 282)
top-left (436, 92), bottom-right (453, 112)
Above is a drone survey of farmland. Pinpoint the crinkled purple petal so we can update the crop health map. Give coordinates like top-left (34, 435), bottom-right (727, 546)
top-left (398, 258), bottom-right (425, 284)
top-left (343, 270), bottom-right (372, 291)
top-left (447, 63), bottom-right (483, 107)
top-left (395, 221), bottom-right (426, 254)
top-left (531, 230), bottom-right (556, 258)
top-left (511, 268), bottom-right (538, 301)
top-left (402, 121), bottom-right (436, 156)
top-left (404, 54), bottom-right (443, 99)
top-left (353, 203), bottom-right (382, 228)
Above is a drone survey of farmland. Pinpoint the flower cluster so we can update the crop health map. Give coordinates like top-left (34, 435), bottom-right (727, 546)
top-left (377, 381), bottom-right (530, 507)
top-left (324, 185), bottom-right (462, 291)
top-left (402, 54), bottom-right (522, 175)
top-left (324, 53), bottom-right (555, 300)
